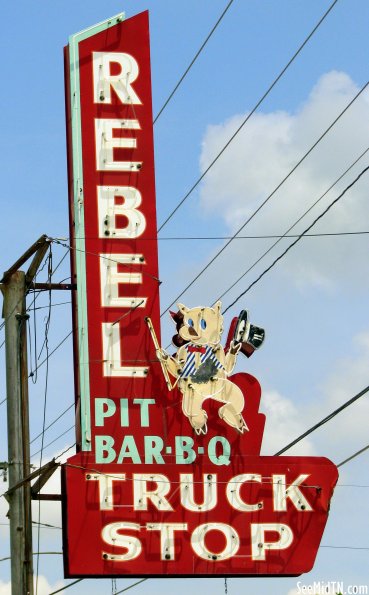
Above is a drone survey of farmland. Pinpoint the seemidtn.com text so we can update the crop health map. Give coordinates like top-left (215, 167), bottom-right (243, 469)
top-left (296, 581), bottom-right (368, 595)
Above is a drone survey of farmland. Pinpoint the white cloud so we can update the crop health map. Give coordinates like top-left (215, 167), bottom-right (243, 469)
top-left (260, 389), bottom-right (315, 456)
top-left (0, 575), bottom-right (64, 595)
top-left (30, 445), bottom-right (72, 530)
top-left (313, 330), bottom-right (369, 461)
top-left (199, 71), bottom-right (369, 293)
top-left (260, 328), bottom-right (369, 464)
top-left (257, 324), bottom-right (369, 465)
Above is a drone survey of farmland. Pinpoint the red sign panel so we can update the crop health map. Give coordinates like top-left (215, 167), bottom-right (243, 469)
top-left (62, 11), bottom-right (338, 579)
top-left (63, 451), bottom-right (337, 577)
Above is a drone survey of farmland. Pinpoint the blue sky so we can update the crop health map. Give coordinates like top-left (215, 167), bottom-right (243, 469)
top-left (1, 0), bottom-right (369, 593)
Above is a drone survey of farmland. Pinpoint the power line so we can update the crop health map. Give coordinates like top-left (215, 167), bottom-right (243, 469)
top-left (30, 403), bottom-right (74, 445)
top-left (49, 579), bottom-right (83, 595)
top-left (49, 237), bottom-right (161, 283)
top-left (0, 523), bottom-right (62, 530)
top-left (337, 443), bottom-right (369, 468)
top-left (215, 147), bottom-right (369, 304)
top-left (154, 0), bottom-right (235, 123)
top-left (0, 243), bottom-right (70, 356)
top-left (31, 520), bottom-right (62, 530)
top-left (160, 81), bottom-right (369, 316)
top-left (0, 330), bottom-right (73, 408)
top-left (28, 330), bottom-right (72, 379)
top-left (223, 164), bottom-right (369, 312)
top-left (31, 425), bottom-right (75, 459)
top-left (274, 384), bottom-right (369, 456)
top-left (33, 300), bottom-right (71, 311)
top-left (55, 443), bottom-right (76, 461)
top-left (0, 552), bottom-right (62, 563)
top-left (115, 579), bottom-right (148, 595)
top-left (36, 248), bottom-right (53, 595)
top-left (157, 0), bottom-right (339, 232)
top-left (320, 545), bottom-right (369, 550)
top-left (0, 239), bottom-right (68, 334)
top-left (69, 230), bottom-right (369, 241)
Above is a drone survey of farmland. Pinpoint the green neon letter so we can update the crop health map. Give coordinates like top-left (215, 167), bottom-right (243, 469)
top-left (208, 436), bottom-right (231, 466)
top-left (95, 398), bottom-right (116, 427)
top-left (117, 436), bottom-right (141, 464)
top-left (95, 435), bottom-right (116, 463)
top-left (175, 436), bottom-right (196, 464)
top-left (144, 436), bottom-right (165, 464)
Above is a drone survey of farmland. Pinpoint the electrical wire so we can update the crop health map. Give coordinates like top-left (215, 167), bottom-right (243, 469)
top-left (28, 330), bottom-right (73, 379)
top-left (154, 0), bottom-right (235, 123)
top-left (274, 384), bottom-right (369, 456)
top-left (337, 443), bottom-right (369, 468)
top-left (35, 248), bottom-right (52, 595)
top-left (30, 403), bottom-right (74, 445)
top-left (55, 443), bottom-right (76, 461)
top-left (215, 146), bottom-right (369, 303)
top-left (157, 0), bottom-right (339, 232)
top-left (320, 545), bottom-right (369, 550)
top-left (115, 579), bottom-right (148, 595)
top-left (0, 243), bottom-right (54, 334)
top-left (47, 578), bottom-right (83, 595)
top-left (67, 229), bottom-right (369, 242)
top-left (0, 243), bottom-right (69, 351)
top-left (0, 552), bottom-right (63, 563)
top-left (161, 80), bottom-right (369, 316)
top-left (33, 300), bottom-right (71, 311)
top-left (0, 329), bottom-right (73, 407)
top-left (31, 425), bottom-right (75, 459)
top-left (32, 520), bottom-right (62, 530)
top-left (223, 164), bottom-right (369, 312)
top-left (49, 237), bottom-right (161, 284)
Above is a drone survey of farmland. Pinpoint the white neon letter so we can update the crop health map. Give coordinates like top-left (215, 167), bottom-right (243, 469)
top-left (146, 524), bottom-right (187, 561)
top-left (102, 522), bottom-right (142, 561)
top-left (95, 119), bottom-right (142, 171)
top-left (133, 474), bottom-right (173, 511)
top-left (226, 474), bottom-right (263, 511)
top-left (102, 322), bottom-right (148, 377)
top-left (251, 523), bottom-right (293, 561)
top-left (86, 473), bottom-right (125, 511)
top-left (97, 186), bottom-right (146, 239)
top-left (93, 52), bottom-right (141, 105)
top-left (180, 474), bottom-right (217, 512)
top-left (191, 523), bottom-right (240, 561)
top-left (100, 254), bottom-right (147, 309)
top-left (273, 474), bottom-right (313, 511)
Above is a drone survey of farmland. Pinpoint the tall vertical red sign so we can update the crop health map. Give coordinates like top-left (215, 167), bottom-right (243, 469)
top-left (62, 11), bottom-right (338, 579)
top-left (64, 11), bottom-right (162, 452)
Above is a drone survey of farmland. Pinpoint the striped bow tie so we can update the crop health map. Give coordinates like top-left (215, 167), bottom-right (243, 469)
top-left (187, 345), bottom-right (206, 354)
top-left (180, 344), bottom-right (224, 379)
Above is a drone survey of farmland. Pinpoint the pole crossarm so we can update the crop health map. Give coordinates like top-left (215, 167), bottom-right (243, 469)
top-left (25, 240), bottom-right (51, 286)
top-left (31, 460), bottom-right (60, 497)
top-left (30, 282), bottom-right (76, 291)
top-left (4, 459), bottom-right (59, 500)
top-left (0, 235), bottom-right (51, 284)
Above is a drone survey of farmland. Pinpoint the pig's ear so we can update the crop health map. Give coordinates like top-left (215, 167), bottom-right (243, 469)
top-left (169, 310), bottom-right (180, 324)
top-left (214, 300), bottom-right (222, 314)
top-left (177, 303), bottom-right (189, 315)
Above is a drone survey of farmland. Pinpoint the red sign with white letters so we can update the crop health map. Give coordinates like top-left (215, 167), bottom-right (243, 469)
top-left (62, 11), bottom-right (338, 578)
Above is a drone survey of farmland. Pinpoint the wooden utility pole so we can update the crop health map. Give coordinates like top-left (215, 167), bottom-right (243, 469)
top-left (2, 271), bottom-right (33, 594)
top-left (0, 235), bottom-right (51, 595)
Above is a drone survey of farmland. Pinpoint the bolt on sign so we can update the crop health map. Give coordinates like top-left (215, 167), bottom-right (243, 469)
top-left (62, 11), bottom-right (338, 579)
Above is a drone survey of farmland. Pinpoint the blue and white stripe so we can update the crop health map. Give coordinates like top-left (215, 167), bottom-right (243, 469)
top-left (180, 344), bottom-right (223, 379)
